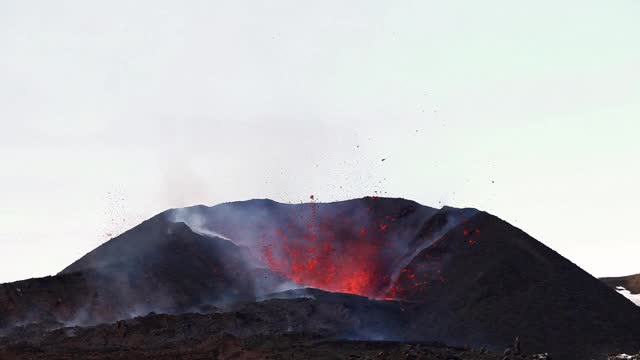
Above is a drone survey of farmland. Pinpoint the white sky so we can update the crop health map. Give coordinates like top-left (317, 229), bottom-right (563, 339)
top-left (1, 0), bottom-right (639, 283)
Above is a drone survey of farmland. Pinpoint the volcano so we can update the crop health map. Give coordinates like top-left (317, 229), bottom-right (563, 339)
top-left (2, 197), bottom-right (640, 359)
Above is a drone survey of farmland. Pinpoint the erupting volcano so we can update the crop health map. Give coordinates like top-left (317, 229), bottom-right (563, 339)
top-left (4, 197), bottom-right (640, 360)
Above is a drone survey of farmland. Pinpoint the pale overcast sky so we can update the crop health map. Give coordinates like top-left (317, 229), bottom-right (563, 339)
top-left (1, 1), bottom-right (639, 283)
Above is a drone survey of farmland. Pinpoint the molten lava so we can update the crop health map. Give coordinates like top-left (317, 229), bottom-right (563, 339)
top-left (257, 199), bottom-right (409, 298)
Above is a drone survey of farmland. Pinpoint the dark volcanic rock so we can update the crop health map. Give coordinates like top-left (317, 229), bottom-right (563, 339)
top-left (0, 335), bottom-right (501, 360)
top-left (1, 197), bottom-right (640, 359)
top-left (0, 217), bottom-right (286, 327)
top-left (395, 212), bottom-right (640, 359)
top-left (0, 290), bottom-right (500, 360)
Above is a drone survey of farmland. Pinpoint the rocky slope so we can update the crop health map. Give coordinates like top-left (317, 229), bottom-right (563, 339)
top-left (0, 289), bottom-right (515, 360)
top-left (393, 212), bottom-right (640, 358)
top-left (0, 218), bottom-right (286, 327)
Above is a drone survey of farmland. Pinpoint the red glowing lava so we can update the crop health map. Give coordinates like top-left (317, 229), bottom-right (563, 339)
top-left (261, 226), bottom-right (386, 295)
top-left (256, 200), bottom-right (409, 297)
